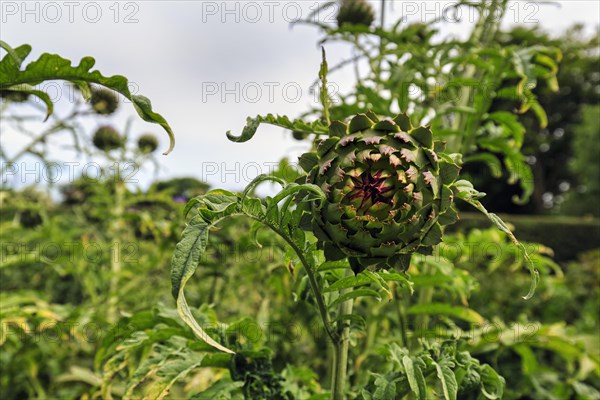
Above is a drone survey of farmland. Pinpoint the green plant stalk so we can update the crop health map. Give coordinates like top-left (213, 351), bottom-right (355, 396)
top-left (377, 0), bottom-right (386, 75)
top-left (259, 215), bottom-right (353, 398)
top-left (305, 261), bottom-right (337, 343)
top-left (207, 272), bottom-right (219, 304)
top-left (7, 107), bottom-right (86, 163)
top-left (412, 262), bottom-right (433, 349)
top-left (331, 287), bottom-right (354, 400)
top-left (107, 178), bottom-right (125, 323)
top-left (451, 0), bottom-right (506, 153)
top-left (460, 0), bottom-right (507, 155)
top-left (394, 284), bottom-right (409, 349)
top-left (245, 212), bottom-right (337, 343)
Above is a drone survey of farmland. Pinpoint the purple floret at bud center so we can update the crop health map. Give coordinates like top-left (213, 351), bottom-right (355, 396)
top-left (346, 170), bottom-right (394, 213)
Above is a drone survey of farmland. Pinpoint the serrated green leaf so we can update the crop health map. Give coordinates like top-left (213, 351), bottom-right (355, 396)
top-left (362, 270), bottom-right (393, 300)
top-left (486, 111), bottom-right (526, 148)
top-left (191, 378), bottom-right (244, 399)
top-left (325, 274), bottom-right (372, 292)
top-left (0, 41), bottom-right (175, 154)
top-left (433, 361), bottom-right (458, 400)
top-left (368, 373), bottom-right (398, 400)
top-left (328, 289), bottom-right (381, 309)
top-left (267, 183), bottom-right (325, 214)
top-left (378, 271), bottom-right (414, 294)
top-left (403, 355), bottom-right (427, 400)
top-left (1, 84), bottom-right (53, 120)
top-left (479, 364), bottom-right (504, 399)
top-left (241, 174), bottom-right (286, 201)
top-left (318, 260), bottom-right (351, 271)
top-left (170, 215), bottom-right (235, 354)
top-left (148, 357), bottom-right (205, 400)
top-left (226, 114), bottom-right (328, 143)
top-left (530, 101), bottom-right (548, 128)
top-left (457, 194), bottom-right (539, 299)
top-left (0, 41), bottom-right (31, 68)
top-left (464, 154), bottom-right (502, 178)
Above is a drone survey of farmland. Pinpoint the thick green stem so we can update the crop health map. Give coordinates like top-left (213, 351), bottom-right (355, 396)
top-left (376, 0), bottom-right (386, 83)
top-left (245, 208), bottom-right (348, 397)
top-left (249, 215), bottom-right (337, 343)
top-left (331, 283), bottom-right (354, 400)
top-left (412, 263), bottom-right (433, 349)
top-left (107, 178), bottom-right (125, 323)
top-left (394, 285), bottom-right (409, 349)
top-left (451, 0), bottom-right (507, 153)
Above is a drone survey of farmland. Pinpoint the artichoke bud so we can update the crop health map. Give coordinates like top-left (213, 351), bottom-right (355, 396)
top-left (0, 90), bottom-right (30, 103)
top-left (292, 130), bottom-right (309, 141)
top-left (337, 0), bottom-right (376, 28)
top-left (90, 88), bottom-right (119, 115)
top-left (300, 112), bottom-right (461, 273)
top-left (20, 209), bottom-right (43, 228)
top-left (92, 126), bottom-right (123, 152)
top-left (137, 133), bottom-right (159, 154)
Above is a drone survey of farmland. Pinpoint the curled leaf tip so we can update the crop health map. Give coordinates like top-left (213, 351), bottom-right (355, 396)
top-left (520, 256), bottom-right (539, 300)
top-left (162, 135), bottom-right (175, 155)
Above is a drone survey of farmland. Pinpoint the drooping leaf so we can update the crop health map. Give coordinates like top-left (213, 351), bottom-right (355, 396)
top-left (433, 361), bottom-right (458, 400)
top-left (0, 40), bottom-right (175, 154)
top-left (479, 364), bottom-right (505, 400)
top-left (1, 84), bottom-right (53, 120)
top-left (464, 153), bottom-right (503, 178)
top-left (403, 355), bottom-right (427, 400)
top-left (171, 215), bottom-right (236, 354)
top-left (171, 181), bottom-right (326, 353)
top-left (486, 111), bottom-right (526, 148)
top-left (455, 183), bottom-right (539, 299)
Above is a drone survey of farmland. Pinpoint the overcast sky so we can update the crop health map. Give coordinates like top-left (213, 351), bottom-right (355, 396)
top-left (1, 1), bottom-right (599, 191)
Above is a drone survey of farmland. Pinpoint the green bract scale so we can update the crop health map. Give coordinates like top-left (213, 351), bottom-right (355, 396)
top-left (299, 112), bottom-right (462, 273)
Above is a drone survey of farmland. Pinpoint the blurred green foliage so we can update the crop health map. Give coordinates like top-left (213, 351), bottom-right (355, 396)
top-left (2, 182), bottom-right (598, 398)
top-left (561, 104), bottom-right (600, 216)
top-left (463, 25), bottom-right (600, 214)
top-left (1, 2), bottom-right (599, 399)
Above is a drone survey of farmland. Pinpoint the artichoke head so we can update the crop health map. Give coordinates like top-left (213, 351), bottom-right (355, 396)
top-left (299, 112), bottom-right (462, 273)
top-left (92, 126), bottom-right (123, 152)
top-left (337, 0), bottom-right (375, 28)
top-left (90, 88), bottom-right (119, 115)
top-left (138, 133), bottom-right (159, 154)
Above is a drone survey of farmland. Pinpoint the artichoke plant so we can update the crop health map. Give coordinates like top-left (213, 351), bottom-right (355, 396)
top-left (92, 126), bottom-right (123, 152)
top-left (90, 87), bottom-right (119, 115)
top-left (299, 112), bottom-right (462, 273)
top-left (137, 133), bottom-right (159, 153)
top-left (337, 0), bottom-right (375, 28)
